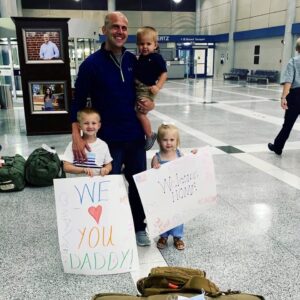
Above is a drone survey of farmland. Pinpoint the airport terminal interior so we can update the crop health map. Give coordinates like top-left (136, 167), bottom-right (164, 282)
top-left (1, 0), bottom-right (300, 300)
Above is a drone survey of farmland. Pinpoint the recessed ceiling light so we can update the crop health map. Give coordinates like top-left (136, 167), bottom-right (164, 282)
top-left (173, 0), bottom-right (182, 3)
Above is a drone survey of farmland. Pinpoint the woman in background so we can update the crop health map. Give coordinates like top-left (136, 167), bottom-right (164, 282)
top-left (43, 87), bottom-right (56, 111)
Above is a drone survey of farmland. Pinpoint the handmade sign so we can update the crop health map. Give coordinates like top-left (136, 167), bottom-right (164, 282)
top-left (54, 175), bottom-right (139, 275)
top-left (133, 146), bottom-right (216, 238)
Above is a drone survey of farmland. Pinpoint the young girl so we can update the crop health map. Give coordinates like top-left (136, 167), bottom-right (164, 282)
top-left (63, 107), bottom-right (112, 177)
top-left (151, 123), bottom-right (193, 250)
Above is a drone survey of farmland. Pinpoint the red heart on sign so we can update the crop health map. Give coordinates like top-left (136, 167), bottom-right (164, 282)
top-left (88, 205), bottom-right (102, 224)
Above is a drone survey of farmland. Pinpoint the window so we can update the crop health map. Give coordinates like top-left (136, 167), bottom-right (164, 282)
top-left (254, 45), bottom-right (260, 64)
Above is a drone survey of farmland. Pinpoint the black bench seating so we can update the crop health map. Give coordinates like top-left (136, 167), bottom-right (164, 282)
top-left (247, 70), bottom-right (279, 84)
top-left (223, 68), bottom-right (249, 80)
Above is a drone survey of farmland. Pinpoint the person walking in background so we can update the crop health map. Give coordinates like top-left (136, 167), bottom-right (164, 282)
top-left (70, 12), bottom-right (154, 247)
top-left (151, 123), bottom-right (197, 250)
top-left (268, 38), bottom-right (300, 155)
top-left (39, 33), bottom-right (59, 60)
top-left (63, 108), bottom-right (112, 177)
top-left (135, 26), bottom-right (168, 150)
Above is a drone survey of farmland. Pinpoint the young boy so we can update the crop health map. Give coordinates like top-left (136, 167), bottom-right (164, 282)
top-left (135, 26), bottom-right (168, 150)
top-left (63, 107), bottom-right (112, 176)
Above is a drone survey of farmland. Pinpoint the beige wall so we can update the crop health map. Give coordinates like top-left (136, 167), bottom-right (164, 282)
top-left (236, 0), bottom-right (287, 31)
top-left (22, 2), bottom-right (300, 80)
top-left (22, 9), bottom-right (195, 36)
top-left (234, 37), bottom-right (283, 71)
top-left (200, 0), bottom-right (230, 34)
top-left (214, 42), bottom-right (229, 78)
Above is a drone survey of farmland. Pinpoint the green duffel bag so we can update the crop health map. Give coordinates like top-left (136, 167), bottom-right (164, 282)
top-left (92, 291), bottom-right (265, 300)
top-left (0, 154), bottom-right (26, 192)
top-left (25, 145), bottom-right (65, 187)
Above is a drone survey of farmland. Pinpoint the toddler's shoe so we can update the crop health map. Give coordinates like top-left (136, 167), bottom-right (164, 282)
top-left (173, 237), bottom-right (185, 250)
top-left (157, 237), bottom-right (168, 249)
top-left (145, 132), bottom-right (157, 151)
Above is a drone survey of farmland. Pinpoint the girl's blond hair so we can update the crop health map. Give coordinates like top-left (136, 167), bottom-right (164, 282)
top-left (157, 123), bottom-right (180, 148)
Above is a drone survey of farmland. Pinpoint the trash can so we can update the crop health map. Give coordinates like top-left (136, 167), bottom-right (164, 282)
top-left (0, 84), bottom-right (13, 109)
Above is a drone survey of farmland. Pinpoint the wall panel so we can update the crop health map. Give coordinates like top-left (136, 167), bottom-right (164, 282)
top-left (269, 11), bottom-right (286, 27)
top-left (214, 42), bottom-right (229, 78)
top-left (201, 0), bottom-right (230, 10)
top-left (234, 37), bottom-right (283, 71)
top-left (270, 0), bottom-right (287, 13)
top-left (236, 19), bottom-right (250, 32)
top-left (249, 15), bottom-right (269, 30)
top-left (236, 0), bottom-right (251, 19)
top-left (250, 0), bottom-right (270, 16)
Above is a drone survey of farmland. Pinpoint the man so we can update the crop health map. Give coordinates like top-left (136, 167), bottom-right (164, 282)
top-left (71, 12), bottom-right (154, 246)
top-left (39, 33), bottom-right (60, 60)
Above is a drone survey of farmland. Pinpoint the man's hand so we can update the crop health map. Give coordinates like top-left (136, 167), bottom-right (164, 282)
top-left (72, 122), bottom-right (90, 162)
top-left (137, 98), bottom-right (155, 114)
top-left (281, 98), bottom-right (288, 110)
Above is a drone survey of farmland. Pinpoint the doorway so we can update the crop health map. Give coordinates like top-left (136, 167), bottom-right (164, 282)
top-left (0, 39), bottom-right (21, 101)
top-left (178, 46), bottom-right (214, 78)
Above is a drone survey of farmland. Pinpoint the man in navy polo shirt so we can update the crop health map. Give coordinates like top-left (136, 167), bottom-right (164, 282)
top-left (71, 12), bottom-right (153, 246)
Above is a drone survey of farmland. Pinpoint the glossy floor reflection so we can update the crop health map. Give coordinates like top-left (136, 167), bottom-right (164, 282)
top-left (1, 78), bottom-right (300, 300)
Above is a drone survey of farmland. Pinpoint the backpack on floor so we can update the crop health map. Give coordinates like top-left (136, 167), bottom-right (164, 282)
top-left (92, 266), bottom-right (265, 300)
top-left (92, 291), bottom-right (265, 300)
top-left (0, 154), bottom-right (26, 192)
top-left (137, 266), bottom-right (219, 296)
top-left (25, 144), bottom-right (65, 187)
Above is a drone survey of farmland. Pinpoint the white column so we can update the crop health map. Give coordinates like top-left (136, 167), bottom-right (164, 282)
top-left (195, 0), bottom-right (201, 35)
top-left (107, 0), bottom-right (115, 12)
top-left (0, 0), bottom-right (21, 17)
top-left (227, 0), bottom-right (237, 72)
top-left (7, 39), bottom-right (17, 102)
top-left (281, 0), bottom-right (296, 73)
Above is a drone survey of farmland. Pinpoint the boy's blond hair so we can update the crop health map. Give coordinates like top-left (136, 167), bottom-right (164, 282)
top-left (157, 123), bottom-right (180, 148)
top-left (77, 107), bottom-right (101, 123)
top-left (136, 26), bottom-right (158, 44)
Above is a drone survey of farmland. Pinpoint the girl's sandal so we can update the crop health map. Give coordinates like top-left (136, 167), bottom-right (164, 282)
top-left (157, 237), bottom-right (168, 249)
top-left (173, 237), bottom-right (185, 250)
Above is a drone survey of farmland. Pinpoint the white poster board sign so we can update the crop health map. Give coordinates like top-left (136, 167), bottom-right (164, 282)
top-left (133, 147), bottom-right (216, 239)
top-left (54, 175), bottom-right (139, 275)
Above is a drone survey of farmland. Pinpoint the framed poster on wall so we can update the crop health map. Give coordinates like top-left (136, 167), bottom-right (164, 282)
top-left (22, 29), bottom-right (64, 63)
top-left (29, 81), bottom-right (68, 114)
top-left (12, 17), bottom-right (72, 135)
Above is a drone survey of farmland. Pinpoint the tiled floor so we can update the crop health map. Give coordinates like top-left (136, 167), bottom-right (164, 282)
top-left (1, 78), bottom-right (300, 300)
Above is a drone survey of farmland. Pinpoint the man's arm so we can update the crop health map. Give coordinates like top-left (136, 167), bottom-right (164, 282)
top-left (280, 82), bottom-right (292, 110)
top-left (39, 44), bottom-right (44, 59)
top-left (53, 42), bottom-right (59, 58)
top-left (72, 122), bottom-right (90, 162)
